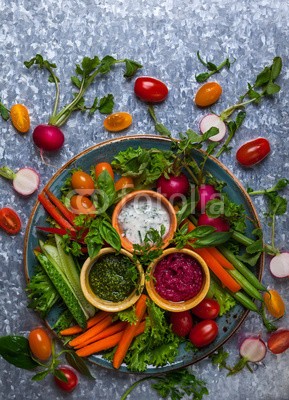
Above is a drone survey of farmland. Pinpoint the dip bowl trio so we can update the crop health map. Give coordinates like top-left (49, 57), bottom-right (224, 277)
top-left (80, 190), bottom-right (210, 313)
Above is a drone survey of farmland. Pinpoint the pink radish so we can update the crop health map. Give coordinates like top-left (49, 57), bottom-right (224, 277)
top-left (33, 124), bottom-right (65, 152)
top-left (196, 184), bottom-right (220, 212)
top-left (269, 252), bottom-right (289, 279)
top-left (0, 166), bottom-right (40, 196)
top-left (239, 336), bottom-right (267, 362)
top-left (199, 114), bottom-right (227, 142)
top-left (198, 213), bottom-right (230, 232)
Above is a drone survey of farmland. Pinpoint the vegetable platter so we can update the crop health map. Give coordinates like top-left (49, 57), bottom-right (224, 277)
top-left (24, 135), bottom-right (264, 374)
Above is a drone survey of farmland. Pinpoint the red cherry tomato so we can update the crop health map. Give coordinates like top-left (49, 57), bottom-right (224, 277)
top-left (71, 171), bottom-right (95, 196)
top-left (170, 311), bottom-right (193, 337)
top-left (189, 320), bottom-right (218, 347)
top-left (156, 173), bottom-right (190, 201)
top-left (0, 207), bottom-right (22, 235)
top-left (236, 138), bottom-right (271, 167)
top-left (28, 328), bottom-right (52, 361)
top-left (95, 162), bottom-right (114, 180)
top-left (134, 76), bottom-right (169, 103)
top-left (191, 298), bottom-right (220, 320)
top-left (267, 329), bottom-right (289, 354)
top-left (54, 366), bottom-right (78, 392)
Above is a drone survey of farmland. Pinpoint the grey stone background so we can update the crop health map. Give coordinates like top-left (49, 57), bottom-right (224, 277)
top-left (0, 0), bottom-right (289, 399)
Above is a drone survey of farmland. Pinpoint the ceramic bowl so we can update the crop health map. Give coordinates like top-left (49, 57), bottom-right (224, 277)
top-left (145, 247), bottom-right (210, 312)
top-left (111, 189), bottom-right (177, 252)
top-left (80, 247), bottom-right (145, 312)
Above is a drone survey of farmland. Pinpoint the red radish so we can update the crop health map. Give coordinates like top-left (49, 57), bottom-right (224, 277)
top-left (33, 124), bottom-right (65, 152)
top-left (196, 184), bottom-right (220, 212)
top-left (198, 213), bottom-right (230, 232)
top-left (269, 253), bottom-right (289, 279)
top-left (0, 166), bottom-right (40, 196)
top-left (156, 173), bottom-right (190, 201)
top-left (267, 329), bottom-right (289, 354)
top-left (239, 336), bottom-right (267, 362)
top-left (199, 114), bottom-right (227, 142)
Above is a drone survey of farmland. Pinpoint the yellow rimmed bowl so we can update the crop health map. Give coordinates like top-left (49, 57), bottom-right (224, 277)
top-left (80, 247), bottom-right (145, 312)
top-left (145, 247), bottom-right (210, 312)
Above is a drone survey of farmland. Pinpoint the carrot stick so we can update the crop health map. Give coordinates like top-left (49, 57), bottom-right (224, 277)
top-left (76, 320), bottom-right (146, 358)
top-left (44, 188), bottom-right (76, 226)
top-left (192, 246), bottom-right (241, 293)
top-left (74, 321), bottom-right (128, 349)
top-left (206, 247), bottom-right (235, 270)
top-left (113, 294), bottom-right (148, 369)
top-left (69, 314), bottom-right (113, 347)
top-left (38, 193), bottom-right (76, 232)
top-left (60, 311), bottom-right (110, 336)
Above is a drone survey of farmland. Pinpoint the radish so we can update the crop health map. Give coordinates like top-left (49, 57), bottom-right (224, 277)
top-left (156, 173), bottom-right (190, 201)
top-left (269, 252), bottom-right (289, 279)
top-left (33, 124), bottom-right (65, 152)
top-left (196, 184), bottom-right (220, 212)
top-left (239, 336), bottom-right (267, 362)
top-left (0, 166), bottom-right (40, 196)
top-left (199, 114), bottom-right (227, 142)
top-left (198, 213), bottom-right (230, 232)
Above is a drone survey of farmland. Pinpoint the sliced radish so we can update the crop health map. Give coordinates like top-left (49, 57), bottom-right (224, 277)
top-left (239, 336), bottom-right (267, 362)
top-left (269, 253), bottom-right (289, 279)
top-left (199, 114), bottom-right (227, 142)
top-left (13, 168), bottom-right (40, 196)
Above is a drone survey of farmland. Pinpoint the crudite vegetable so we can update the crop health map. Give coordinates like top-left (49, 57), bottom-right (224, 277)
top-left (0, 99), bottom-right (30, 133)
top-left (0, 166), bottom-right (39, 196)
top-left (24, 54), bottom-right (142, 152)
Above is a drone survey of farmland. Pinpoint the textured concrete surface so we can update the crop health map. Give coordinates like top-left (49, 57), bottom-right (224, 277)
top-left (0, 0), bottom-right (289, 399)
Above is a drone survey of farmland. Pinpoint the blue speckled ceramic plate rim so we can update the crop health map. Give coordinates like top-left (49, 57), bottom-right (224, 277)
top-left (23, 134), bottom-right (264, 375)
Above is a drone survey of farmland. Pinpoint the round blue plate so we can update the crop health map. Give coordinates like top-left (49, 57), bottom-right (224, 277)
top-left (24, 135), bottom-right (263, 374)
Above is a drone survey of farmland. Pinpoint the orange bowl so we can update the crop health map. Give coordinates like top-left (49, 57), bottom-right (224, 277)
top-left (145, 248), bottom-right (210, 312)
top-left (111, 190), bottom-right (177, 252)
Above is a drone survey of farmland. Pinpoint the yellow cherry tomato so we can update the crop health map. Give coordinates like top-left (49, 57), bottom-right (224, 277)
top-left (115, 176), bottom-right (134, 191)
top-left (10, 104), bottom-right (30, 133)
top-left (263, 289), bottom-right (285, 319)
top-left (28, 327), bottom-right (52, 361)
top-left (70, 195), bottom-right (96, 215)
top-left (71, 171), bottom-right (95, 196)
top-left (103, 112), bottom-right (132, 132)
top-left (194, 82), bottom-right (222, 107)
top-left (95, 162), bottom-right (114, 180)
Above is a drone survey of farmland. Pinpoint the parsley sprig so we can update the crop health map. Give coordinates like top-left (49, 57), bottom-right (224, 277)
top-left (24, 54), bottom-right (142, 127)
top-left (195, 51), bottom-right (233, 83)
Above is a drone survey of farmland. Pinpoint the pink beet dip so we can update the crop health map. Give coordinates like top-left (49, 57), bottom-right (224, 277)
top-left (153, 253), bottom-right (204, 302)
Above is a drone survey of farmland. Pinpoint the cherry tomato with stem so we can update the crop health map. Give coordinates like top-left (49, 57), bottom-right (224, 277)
top-left (103, 112), bottom-right (132, 132)
top-left (28, 327), bottom-right (52, 361)
top-left (71, 171), bottom-right (95, 196)
top-left (195, 82), bottom-right (222, 107)
top-left (95, 162), bottom-right (114, 180)
top-left (0, 207), bottom-right (21, 235)
top-left (115, 176), bottom-right (134, 191)
top-left (189, 320), bottom-right (218, 347)
top-left (236, 138), bottom-right (271, 167)
top-left (134, 76), bottom-right (169, 103)
top-left (70, 195), bottom-right (96, 215)
top-left (191, 298), bottom-right (220, 320)
top-left (10, 104), bottom-right (30, 133)
top-left (54, 366), bottom-right (78, 392)
top-left (263, 289), bottom-right (285, 319)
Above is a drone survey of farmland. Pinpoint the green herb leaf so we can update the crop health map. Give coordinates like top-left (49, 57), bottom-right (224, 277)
top-left (98, 94), bottom-right (114, 114)
top-left (65, 351), bottom-right (95, 379)
top-left (123, 59), bottom-right (143, 78)
top-left (0, 100), bottom-right (10, 121)
top-left (0, 336), bottom-right (40, 370)
top-left (32, 369), bottom-right (51, 381)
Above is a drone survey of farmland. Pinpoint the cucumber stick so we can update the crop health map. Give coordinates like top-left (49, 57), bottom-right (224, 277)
top-left (35, 251), bottom-right (87, 329)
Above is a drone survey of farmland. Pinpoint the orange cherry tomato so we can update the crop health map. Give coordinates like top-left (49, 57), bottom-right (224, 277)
top-left (0, 207), bottom-right (21, 235)
top-left (115, 176), bottom-right (134, 191)
top-left (28, 327), bottom-right (52, 361)
top-left (263, 289), bottom-right (285, 319)
top-left (194, 82), bottom-right (222, 107)
top-left (71, 171), bottom-right (95, 196)
top-left (103, 112), bottom-right (132, 132)
top-left (95, 162), bottom-right (114, 180)
top-left (10, 104), bottom-right (30, 133)
top-left (70, 195), bottom-right (96, 214)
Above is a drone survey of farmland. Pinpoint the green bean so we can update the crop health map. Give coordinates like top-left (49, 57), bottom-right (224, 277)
top-left (231, 291), bottom-right (259, 312)
top-left (228, 269), bottom-right (263, 301)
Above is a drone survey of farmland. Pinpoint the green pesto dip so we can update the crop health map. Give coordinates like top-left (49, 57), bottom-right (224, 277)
top-left (89, 253), bottom-right (139, 302)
